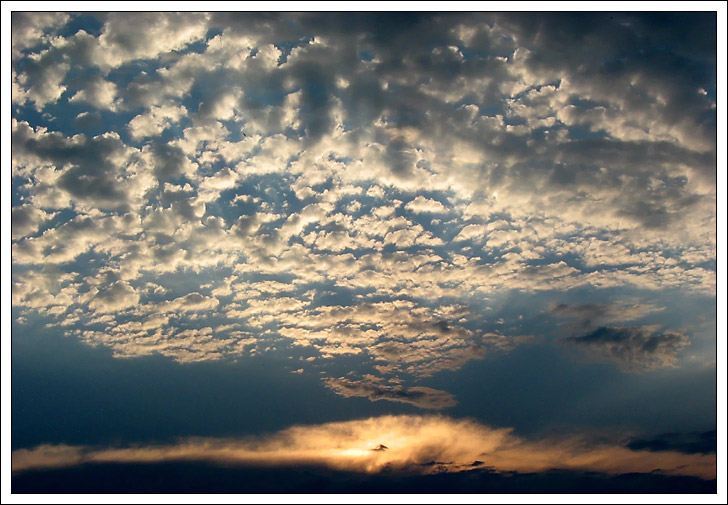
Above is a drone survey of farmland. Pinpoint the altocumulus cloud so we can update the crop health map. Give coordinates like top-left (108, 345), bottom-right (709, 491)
top-left (10, 13), bottom-right (716, 397)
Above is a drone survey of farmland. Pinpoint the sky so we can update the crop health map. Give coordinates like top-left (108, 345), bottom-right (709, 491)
top-left (4, 5), bottom-right (725, 499)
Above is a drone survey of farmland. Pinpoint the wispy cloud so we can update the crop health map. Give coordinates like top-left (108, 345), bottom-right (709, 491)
top-left (323, 377), bottom-right (457, 409)
top-left (564, 326), bottom-right (690, 371)
top-left (12, 415), bottom-right (716, 479)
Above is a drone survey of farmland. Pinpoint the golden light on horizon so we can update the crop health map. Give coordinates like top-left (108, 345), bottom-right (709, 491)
top-left (12, 415), bottom-right (716, 480)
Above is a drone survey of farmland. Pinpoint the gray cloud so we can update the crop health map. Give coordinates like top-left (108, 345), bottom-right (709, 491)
top-left (68, 75), bottom-right (119, 110)
top-left (564, 326), bottom-right (690, 371)
top-left (13, 120), bottom-right (134, 210)
top-left (88, 281), bottom-right (140, 313)
top-left (323, 377), bottom-right (457, 410)
top-left (149, 142), bottom-right (195, 182)
top-left (11, 12), bottom-right (70, 57)
top-left (626, 430), bottom-right (716, 455)
top-left (92, 12), bottom-right (210, 68)
top-left (11, 205), bottom-right (53, 239)
top-left (550, 302), bottom-right (663, 331)
top-left (14, 47), bottom-right (70, 110)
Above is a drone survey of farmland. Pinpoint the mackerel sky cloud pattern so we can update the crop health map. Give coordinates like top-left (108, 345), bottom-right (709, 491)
top-left (8, 10), bottom-right (719, 494)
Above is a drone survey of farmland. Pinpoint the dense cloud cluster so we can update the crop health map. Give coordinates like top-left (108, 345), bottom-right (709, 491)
top-left (11, 13), bottom-right (716, 405)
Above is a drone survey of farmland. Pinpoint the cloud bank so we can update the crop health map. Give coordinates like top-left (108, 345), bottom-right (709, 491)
top-left (12, 415), bottom-right (716, 480)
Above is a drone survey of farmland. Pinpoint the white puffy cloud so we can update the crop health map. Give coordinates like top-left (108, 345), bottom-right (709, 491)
top-left (91, 12), bottom-right (211, 68)
top-left (68, 76), bottom-right (119, 110)
top-left (14, 49), bottom-right (70, 110)
top-left (128, 104), bottom-right (188, 139)
top-left (404, 195), bottom-right (449, 214)
top-left (11, 12), bottom-right (71, 57)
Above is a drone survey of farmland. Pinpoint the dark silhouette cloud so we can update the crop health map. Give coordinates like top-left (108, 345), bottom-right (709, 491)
top-left (11, 461), bottom-right (716, 494)
top-left (627, 430), bottom-right (716, 455)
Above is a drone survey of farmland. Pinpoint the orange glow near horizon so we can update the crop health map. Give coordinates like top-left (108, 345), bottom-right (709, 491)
top-left (12, 415), bottom-right (716, 480)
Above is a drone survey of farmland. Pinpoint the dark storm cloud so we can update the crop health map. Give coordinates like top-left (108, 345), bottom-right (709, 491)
top-left (565, 326), bottom-right (690, 371)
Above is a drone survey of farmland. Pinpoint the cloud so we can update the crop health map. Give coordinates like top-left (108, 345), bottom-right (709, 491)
top-left (12, 120), bottom-right (136, 210)
top-left (128, 104), bottom-right (188, 139)
top-left (10, 13), bottom-right (716, 387)
top-left (626, 430), bottom-right (716, 455)
top-left (11, 205), bottom-right (54, 239)
top-left (11, 415), bottom-right (716, 480)
top-left (91, 12), bottom-right (211, 68)
top-left (11, 12), bottom-right (71, 57)
top-left (276, 300), bottom-right (516, 376)
top-left (148, 141), bottom-right (197, 182)
top-left (323, 377), bottom-right (457, 409)
top-left (68, 76), bottom-right (119, 110)
top-left (14, 49), bottom-right (70, 110)
top-left (151, 292), bottom-right (220, 313)
top-left (73, 111), bottom-right (103, 131)
top-left (404, 195), bottom-right (449, 214)
top-left (550, 301), bottom-right (664, 331)
top-left (564, 326), bottom-right (690, 371)
top-left (88, 281), bottom-right (140, 313)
